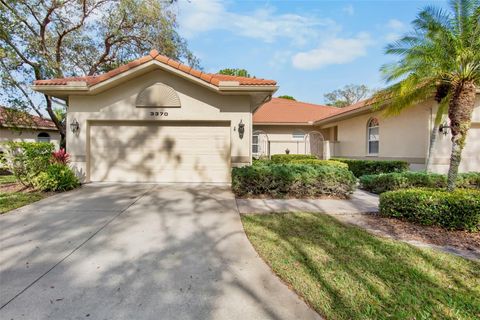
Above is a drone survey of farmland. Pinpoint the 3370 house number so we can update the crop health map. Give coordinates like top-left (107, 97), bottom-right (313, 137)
top-left (150, 111), bottom-right (168, 117)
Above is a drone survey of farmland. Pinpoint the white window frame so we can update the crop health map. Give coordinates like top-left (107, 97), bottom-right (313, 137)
top-left (367, 118), bottom-right (379, 156)
top-left (292, 130), bottom-right (305, 141)
top-left (252, 133), bottom-right (259, 154)
top-left (37, 132), bottom-right (51, 143)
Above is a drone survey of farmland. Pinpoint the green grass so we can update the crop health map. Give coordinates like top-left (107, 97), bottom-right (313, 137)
top-left (0, 191), bottom-right (44, 214)
top-left (0, 175), bottom-right (16, 185)
top-left (242, 212), bottom-right (480, 320)
top-left (0, 175), bottom-right (45, 213)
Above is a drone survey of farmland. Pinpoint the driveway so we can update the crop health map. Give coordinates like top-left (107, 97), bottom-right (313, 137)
top-left (0, 184), bottom-right (320, 320)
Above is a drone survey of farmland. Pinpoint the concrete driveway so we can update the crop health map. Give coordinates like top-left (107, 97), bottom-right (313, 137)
top-left (0, 184), bottom-right (320, 320)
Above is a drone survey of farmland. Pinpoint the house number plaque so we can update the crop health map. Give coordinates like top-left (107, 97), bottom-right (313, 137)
top-left (150, 111), bottom-right (168, 117)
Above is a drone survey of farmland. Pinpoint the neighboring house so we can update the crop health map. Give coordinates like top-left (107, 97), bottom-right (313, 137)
top-left (0, 106), bottom-right (61, 150)
top-left (253, 94), bottom-right (480, 173)
top-left (32, 50), bottom-right (277, 183)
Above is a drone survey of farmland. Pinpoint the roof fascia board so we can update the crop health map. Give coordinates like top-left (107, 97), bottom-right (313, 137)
top-left (32, 60), bottom-right (277, 96)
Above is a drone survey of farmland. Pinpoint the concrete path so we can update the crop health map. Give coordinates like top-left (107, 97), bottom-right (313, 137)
top-left (0, 184), bottom-right (320, 320)
top-left (236, 190), bottom-right (379, 214)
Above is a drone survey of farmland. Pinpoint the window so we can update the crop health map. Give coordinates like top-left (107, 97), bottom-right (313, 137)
top-left (37, 132), bottom-right (51, 143)
top-left (367, 118), bottom-right (379, 155)
top-left (292, 130), bottom-right (305, 140)
top-left (252, 134), bottom-right (259, 154)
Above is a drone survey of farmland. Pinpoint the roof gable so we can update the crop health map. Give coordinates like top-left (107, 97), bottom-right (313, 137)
top-left (33, 50), bottom-right (277, 97)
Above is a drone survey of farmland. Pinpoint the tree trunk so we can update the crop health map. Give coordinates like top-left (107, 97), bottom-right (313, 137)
top-left (446, 81), bottom-right (477, 191)
top-left (44, 94), bottom-right (66, 147)
top-left (425, 124), bottom-right (439, 172)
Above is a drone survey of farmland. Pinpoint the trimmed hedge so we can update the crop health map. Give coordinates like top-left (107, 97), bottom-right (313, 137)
top-left (232, 163), bottom-right (356, 198)
top-left (290, 159), bottom-right (349, 170)
top-left (271, 154), bottom-right (317, 163)
top-left (380, 188), bottom-right (480, 231)
top-left (332, 158), bottom-right (409, 177)
top-left (360, 171), bottom-right (480, 194)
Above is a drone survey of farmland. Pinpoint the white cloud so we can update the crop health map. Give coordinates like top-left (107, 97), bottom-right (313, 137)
top-left (385, 19), bottom-right (407, 41)
top-left (177, 0), bottom-right (337, 45)
top-left (343, 4), bottom-right (355, 16)
top-left (292, 33), bottom-right (373, 70)
top-left (387, 19), bottom-right (406, 30)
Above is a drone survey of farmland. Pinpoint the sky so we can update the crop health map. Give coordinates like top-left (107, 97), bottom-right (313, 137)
top-left (176, 0), bottom-right (449, 105)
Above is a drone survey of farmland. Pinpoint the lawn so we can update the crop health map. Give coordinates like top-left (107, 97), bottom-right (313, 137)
top-left (242, 212), bottom-right (480, 320)
top-left (0, 175), bottom-right (45, 214)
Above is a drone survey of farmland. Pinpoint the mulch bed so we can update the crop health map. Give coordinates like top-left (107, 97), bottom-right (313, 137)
top-left (359, 214), bottom-right (480, 253)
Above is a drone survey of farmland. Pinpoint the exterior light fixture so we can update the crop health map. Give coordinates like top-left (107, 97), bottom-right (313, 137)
top-left (70, 119), bottom-right (80, 133)
top-left (238, 120), bottom-right (245, 138)
top-left (439, 122), bottom-right (450, 136)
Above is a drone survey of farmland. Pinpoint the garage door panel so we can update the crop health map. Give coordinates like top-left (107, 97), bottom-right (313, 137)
top-left (90, 122), bottom-right (231, 183)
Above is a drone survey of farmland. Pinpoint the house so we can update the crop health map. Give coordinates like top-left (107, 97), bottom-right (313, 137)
top-left (32, 50), bottom-right (277, 183)
top-left (253, 95), bottom-right (480, 173)
top-left (0, 106), bottom-right (61, 150)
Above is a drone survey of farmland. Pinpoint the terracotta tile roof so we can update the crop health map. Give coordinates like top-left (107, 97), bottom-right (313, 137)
top-left (0, 106), bottom-right (57, 129)
top-left (34, 50), bottom-right (277, 87)
top-left (253, 98), bottom-right (340, 124)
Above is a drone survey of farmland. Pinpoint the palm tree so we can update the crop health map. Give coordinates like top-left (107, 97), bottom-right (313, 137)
top-left (376, 0), bottom-right (480, 191)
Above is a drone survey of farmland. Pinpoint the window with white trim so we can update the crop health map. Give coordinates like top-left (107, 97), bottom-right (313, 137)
top-left (292, 130), bottom-right (305, 140)
top-left (252, 134), bottom-right (259, 154)
top-left (367, 118), bottom-right (379, 155)
top-left (37, 132), bottom-right (51, 143)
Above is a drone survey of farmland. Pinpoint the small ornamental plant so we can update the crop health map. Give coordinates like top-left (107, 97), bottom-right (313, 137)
top-left (52, 148), bottom-right (70, 165)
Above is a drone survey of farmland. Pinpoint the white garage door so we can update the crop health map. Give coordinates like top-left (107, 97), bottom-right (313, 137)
top-left (89, 121), bottom-right (231, 183)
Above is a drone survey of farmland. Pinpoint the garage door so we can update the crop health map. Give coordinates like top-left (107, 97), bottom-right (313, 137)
top-left (89, 121), bottom-right (231, 183)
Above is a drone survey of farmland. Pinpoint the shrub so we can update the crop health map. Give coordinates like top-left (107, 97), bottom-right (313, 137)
top-left (271, 154), bottom-right (317, 163)
top-left (379, 188), bottom-right (480, 231)
top-left (360, 171), bottom-right (446, 194)
top-left (360, 171), bottom-right (480, 194)
top-left (290, 159), bottom-right (349, 170)
top-left (2, 142), bottom-right (54, 186)
top-left (332, 158), bottom-right (409, 177)
top-left (33, 163), bottom-right (79, 192)
top-left (52, 148), bottom-right (70, 165)
top-left (232, 163), bottom-right (356, 198)
top-left (457, 172), bottom-right (480, 189)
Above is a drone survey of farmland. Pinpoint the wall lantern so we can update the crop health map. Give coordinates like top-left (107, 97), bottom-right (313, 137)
top-left (439, 122), bottom-right (450, 136)
top-left (238, 120), bottom-right (245, 139)
top-left (70, 119), bottom-right (80, 133)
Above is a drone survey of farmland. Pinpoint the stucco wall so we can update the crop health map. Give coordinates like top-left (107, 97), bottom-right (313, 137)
top-left (0, 128), bottom-right (60, 150)
top-left (253, 125), bottom-right (330, 157)
top-left (67, 69), bottom-right (254, 181)
top-left (319, 101), bottom-right (432, 170)
top-left (428, 95), bottom-right (480, 173)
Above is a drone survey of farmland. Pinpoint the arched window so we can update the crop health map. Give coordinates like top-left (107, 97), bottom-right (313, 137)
top-left (367, 118), bottom-right (379, 155)
top-left (37, 132), bottom-right (51, 143)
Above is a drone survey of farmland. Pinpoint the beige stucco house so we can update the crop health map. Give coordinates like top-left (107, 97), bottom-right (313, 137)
top-left (33, 50), bottom-right (277, 183)
top-left (253, 95), bottom-right (480, 173)
top-left (0, 106), bottom-right (61, 150)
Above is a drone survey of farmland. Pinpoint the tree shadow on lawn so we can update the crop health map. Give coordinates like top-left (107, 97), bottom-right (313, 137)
top-left (242, 212), bottom-right (480, 320)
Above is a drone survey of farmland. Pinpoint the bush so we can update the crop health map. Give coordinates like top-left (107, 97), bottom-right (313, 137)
top-left (457, 172), bottom-right (480, 189)
top-left (332, 158), bottom-right (409, 177)
top-left (360, 171), bottom-right (445, 194)
top-left (360, 171), bottom-right (480, 194)
top-left (290, 159), bottom-right (349, 170)
top-left (52, 148), bottom-right (70, 165)
top-left (271, 154), bottom-right (317, 163)
top-left (33, 163), bottom-right (80, 192)
top-left (379, 188), bottom-right (480, 231)
top-left (2, 142), bottom-right (54, 186)
top-left (232, 163), bottom-right (356, 198)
